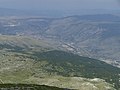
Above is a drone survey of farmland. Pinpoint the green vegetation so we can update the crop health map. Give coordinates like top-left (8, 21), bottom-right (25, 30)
top-left (0, 84), bottom-right (68, 90)
top-left (0, 36), bottom-right (119, 90)
top-left (31, 50), bottom-right (120, 89)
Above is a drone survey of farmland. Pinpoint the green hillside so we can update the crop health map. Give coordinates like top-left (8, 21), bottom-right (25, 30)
top-left (31, 50), bottom-right (120, 89)
top-left (0, 35), bottom-right (119, 90)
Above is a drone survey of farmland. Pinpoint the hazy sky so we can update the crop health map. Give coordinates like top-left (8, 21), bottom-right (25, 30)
top-left (0, 0), bottom-right (120, 11)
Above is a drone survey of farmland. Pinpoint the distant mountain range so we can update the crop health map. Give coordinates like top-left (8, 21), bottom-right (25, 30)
top-left (0, 14), bottom-right (120, 67)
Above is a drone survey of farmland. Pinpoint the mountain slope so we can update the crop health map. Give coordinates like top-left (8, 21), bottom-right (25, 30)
top-left (0, 14), bottom-right (120, 67)
top-left (0, 35), bottom-right (119, 90)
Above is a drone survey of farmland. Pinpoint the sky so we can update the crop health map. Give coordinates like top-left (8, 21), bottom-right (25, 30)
top-left (0, 0), bottom-right (120, 17)
top-left (0, 0), bottom-right (120, 11)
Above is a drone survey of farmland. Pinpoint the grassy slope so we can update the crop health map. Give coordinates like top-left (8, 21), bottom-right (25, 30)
top-left (31, 50), bottom-right (120, 89)
top-left (0, 35), bottom-right (119, 90)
